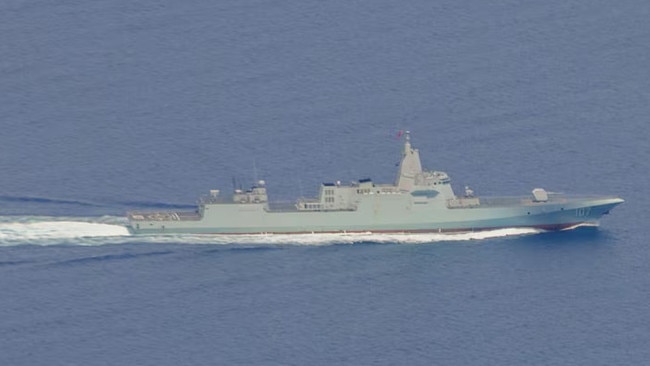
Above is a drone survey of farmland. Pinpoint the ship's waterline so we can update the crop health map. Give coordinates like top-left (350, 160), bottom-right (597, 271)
top-left (127, 132), bottom-right (623, 235)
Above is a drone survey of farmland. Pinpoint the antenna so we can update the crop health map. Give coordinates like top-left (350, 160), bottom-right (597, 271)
top-left (253, 158), bottom-right (258, 183)
top-left (232, 177), bottom-right (242, 191)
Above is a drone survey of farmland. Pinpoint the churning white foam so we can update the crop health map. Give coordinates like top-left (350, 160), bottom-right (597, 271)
top-left (0, 216), bottom-right (130, 246)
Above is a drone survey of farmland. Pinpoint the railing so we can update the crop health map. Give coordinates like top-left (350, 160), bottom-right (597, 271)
top-left (266, 201), bottom-right (299, 212)
top-left (451, 193), bottom-right (600, 208)
top-left (474, 196), bottom-right (530, 207)
top-left (447, 197), bottom-right (481, 208)
top-left (199, 195), bottom-right (230, 204)
top-left (128, 210), bottom-right (201, 221)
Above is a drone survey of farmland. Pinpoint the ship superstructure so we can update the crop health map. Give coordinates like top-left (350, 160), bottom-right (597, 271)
top-left (127, 132), bottom-right (623, 234)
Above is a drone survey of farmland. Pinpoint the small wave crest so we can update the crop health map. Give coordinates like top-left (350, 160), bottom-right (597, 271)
top-left (0, 195), bottom-right (100, 207)
top-left (0, 216), bottom-right (544, 246)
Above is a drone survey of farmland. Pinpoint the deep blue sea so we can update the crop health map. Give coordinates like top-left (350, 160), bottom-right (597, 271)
top-left (1, 0), bottom-right (649, 365)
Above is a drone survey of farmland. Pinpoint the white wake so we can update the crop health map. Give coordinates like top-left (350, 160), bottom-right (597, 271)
top-left (0, 216), bottom-right (544, 246)
top-left (0, 216), bottom-right (130, 246)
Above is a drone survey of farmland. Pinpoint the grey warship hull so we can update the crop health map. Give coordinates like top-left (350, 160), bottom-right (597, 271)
top-left (127, 133), bottom-right (623, 235)
top-left (127, 195), bottom-right (622, 235)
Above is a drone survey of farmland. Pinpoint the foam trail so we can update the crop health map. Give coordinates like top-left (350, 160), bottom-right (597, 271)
top-left (242, 227), bottom-right (544, 246)
top-left (0, 216), bottom-right (545, 246)
top-left (561, 222), bottom-right (599, 231)
top-left (0, 216), bottom-right (130, 246)
top-left (105, 227), bottom-right (543, 246)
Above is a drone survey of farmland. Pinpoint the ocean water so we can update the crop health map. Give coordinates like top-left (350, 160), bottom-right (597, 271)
top-left (1, 0), bottom-right (648, 365)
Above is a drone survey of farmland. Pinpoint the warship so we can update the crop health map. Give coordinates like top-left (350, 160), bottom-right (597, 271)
top-left (127, 132), bottom-right (623, 235)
